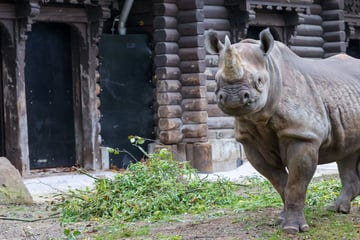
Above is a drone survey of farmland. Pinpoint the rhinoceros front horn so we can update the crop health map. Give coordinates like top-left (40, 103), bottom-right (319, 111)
top-left (222, 35), bottom-right (243, 82)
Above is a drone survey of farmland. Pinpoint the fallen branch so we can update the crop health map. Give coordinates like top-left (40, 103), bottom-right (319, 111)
top-left (0, 212), bottom-right (60, 222)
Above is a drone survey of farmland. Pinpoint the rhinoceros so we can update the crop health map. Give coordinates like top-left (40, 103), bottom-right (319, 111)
top-left (205, 28), bottom-right (360, 234)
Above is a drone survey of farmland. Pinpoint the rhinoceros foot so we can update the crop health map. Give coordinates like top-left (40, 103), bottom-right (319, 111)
top-left (281, 211), bottom-right (309, 234)
top-left (326, 201), bottom-right (351, 214)
top-left (282, 222), bottom-right (309, 234)
top-left (282, 224), bottom-right (309, 234)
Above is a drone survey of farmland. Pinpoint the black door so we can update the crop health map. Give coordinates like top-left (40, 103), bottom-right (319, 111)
top-left (0, 32), bottom-right (4, 156)
top-left (347, 39), bottom-right (360, 59)
top-left (25, 23), bottom-right (75, 169)
top-left (99, 34), bottom-right (154, 168)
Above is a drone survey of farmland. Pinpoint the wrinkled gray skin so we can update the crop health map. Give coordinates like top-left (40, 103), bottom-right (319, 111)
top-left (205, 28), bottom-right (360, 234)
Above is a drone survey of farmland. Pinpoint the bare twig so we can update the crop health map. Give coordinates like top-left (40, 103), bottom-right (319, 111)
top-left (0, 212), bottom-right (60, 222)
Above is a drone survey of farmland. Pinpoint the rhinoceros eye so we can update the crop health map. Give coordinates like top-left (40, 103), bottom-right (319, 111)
top-left (256, 77), bottom-right (264, 89)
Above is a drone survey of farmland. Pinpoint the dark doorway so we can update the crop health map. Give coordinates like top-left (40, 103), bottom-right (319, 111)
top-left (346, 39), bottom-right (360, 59)
top-left (246, 26), bottom-right (282, 41)
top-left (99, 34), bottom-right (154, 168)
top-left (25, 22), bottom-right (76, 169)
top-left (0, 29), bottom-right (4, 156)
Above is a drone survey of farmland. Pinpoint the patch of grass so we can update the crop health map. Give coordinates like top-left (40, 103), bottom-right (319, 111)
top-left (56, 137), bottom-right (360, 238)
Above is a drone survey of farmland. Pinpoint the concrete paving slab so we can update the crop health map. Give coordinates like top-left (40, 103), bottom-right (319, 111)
top-left (23, 162), bottom-right (338, 203)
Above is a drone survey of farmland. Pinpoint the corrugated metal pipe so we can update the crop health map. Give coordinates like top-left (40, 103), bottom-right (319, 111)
top-left (118, 0), bottom-right (134, 35)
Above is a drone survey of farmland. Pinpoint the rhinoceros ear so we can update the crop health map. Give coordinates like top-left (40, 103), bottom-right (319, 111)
top-left (205, 30), bottom-right (224, 54)
top-left (259, 28), bottom-right (274, 56)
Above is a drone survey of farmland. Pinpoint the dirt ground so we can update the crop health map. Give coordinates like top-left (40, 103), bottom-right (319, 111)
top-left (0, 202), bottom-right (278, 240)
top-left (1, 202), bottom-right (360, 240)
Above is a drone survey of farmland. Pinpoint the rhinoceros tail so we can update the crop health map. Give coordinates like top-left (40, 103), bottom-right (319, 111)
top-left (223, 37), bottom-right (244, 82)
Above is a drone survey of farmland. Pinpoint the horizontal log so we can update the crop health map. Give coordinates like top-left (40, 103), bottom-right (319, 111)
top-left (96, 97), bottom-right (101, 108)
top-left (323, 52), bottom-right (338, 58)
top-left (203, 5), bottom-right (228, 19)
top-left (183, 137), bottom-right (208, 143)
top-left (181, 124), bottom-right (208, 138)
top-left (322, 20), bottom-right (345, 32)
top-left (207, 92), bottom-right (217, 104)
top-left (205, 55), bottom-right (219, 67)
top-left (323, 42), bottom-right (346, 53)
top-left (177, 9), bottom-right (204, 23)
top-left (178, 22), bottom-right (205, 36)
top-left (158, 118), bottom-right (182, 131)
top-left (323, 31), bottom-right (346, 42)
top-left (96, 83), bottom-right (101, 95)
top-left (157, 105), bottom-right (182, 118)
top-left (159, 130), bottom-right (183, 144)
top-left (290, 46), bottom-right (324, 58)
top-left (204, 19), bottom-right (230, 31)
top-left (178, 35), bottom-right (205, 48)
top-left (321, 9), bottom-right (344, 21)
top-left (155, 67), bottom-right (180, 80)
top-left (309, 4), bottom-right (322, 15)
top-left (155, 42), bottom-right (179, 54)
top-left (181, 86), bottom-right (207, 98)
top-left (301, 14), bottom-right (322, 25)
top-left (153, 16), bottom-right (177, 29)
top-left (157, 80), bottom-right (181, 92)
top-left (153, 3), bottom-right (178, 17)
top-left (157, 92), bottom-right (182, 105)
top-left (204, 67), bottom-right (217, 79)
top-left (154, 29), bottom-right (179, 42)
top-left (180, 73), bottom-right (206, 86)
top-left (296, 24), bottom-right (323, 36)
top-left (206, 79), bottom-right (217, 92)
top-left (182, 98), bottom-right (208, 111)
top-left (321, 0), bottom-right (343, 10)
top-left (208, 129), bottom-right (235, 139)
top-left (207, 104), bottom-right (227, 117)
top-left (289, 35), bottom-right (324, 47)
top-left (182, 111), bottom-right (208, 124)
top-left (204, 0), bottom-right (225, 5)
top-left (177, 0), bottom-right (204, 10)
top-left (207, 116), bottom-right (234, 129)
top-left (154, 54), bottom-right (180, 67)
top-left (179, 47), bottom-right (206, 61)
top-left (180, 60), bottom-right (206, 73)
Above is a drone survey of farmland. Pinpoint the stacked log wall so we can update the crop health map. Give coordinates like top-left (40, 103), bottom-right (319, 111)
top-left (177, 0), bottom-right (213, 172)
top-left (321, 0), bottom-right (346, 58)
top-left (289, 3), bottom-right (324, 58)
top-left (204, 0), bottom-right (234, 140)
top-left (153, 0), bottom-right (183, 144)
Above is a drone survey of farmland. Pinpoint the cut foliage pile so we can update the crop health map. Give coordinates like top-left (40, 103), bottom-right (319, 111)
top-left (59, 148), bottom-right (239, 223)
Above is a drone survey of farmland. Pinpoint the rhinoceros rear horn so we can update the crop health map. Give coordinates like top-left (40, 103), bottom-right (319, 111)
top-left (223, 36), bottom-right (244, 80)
top-left (259, 28), bottom-right (274, 56)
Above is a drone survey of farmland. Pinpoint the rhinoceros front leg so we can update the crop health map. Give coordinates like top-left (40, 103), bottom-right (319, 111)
top-left (242, 143), bottom-right (288, 221)
top-left (281, 141), bottom-right (318, 234)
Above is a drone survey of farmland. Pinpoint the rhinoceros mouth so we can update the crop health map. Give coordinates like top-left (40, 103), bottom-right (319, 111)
top-left (217, 94), bottom-right (258, 116)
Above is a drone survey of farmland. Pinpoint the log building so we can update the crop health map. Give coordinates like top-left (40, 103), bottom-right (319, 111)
top-left (0, 0), bottom-right (359, 174)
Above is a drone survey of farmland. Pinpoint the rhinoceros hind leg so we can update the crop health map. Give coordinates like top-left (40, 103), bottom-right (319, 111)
top-left (328, 157), bottom-right (360, 213)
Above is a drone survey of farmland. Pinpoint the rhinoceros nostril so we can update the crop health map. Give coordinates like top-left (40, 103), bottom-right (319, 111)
top-left (243, 92), bottom-right (250, 100)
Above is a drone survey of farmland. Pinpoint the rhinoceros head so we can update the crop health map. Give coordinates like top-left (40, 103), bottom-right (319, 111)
top-left (205, 28), bottom-right (274, 116)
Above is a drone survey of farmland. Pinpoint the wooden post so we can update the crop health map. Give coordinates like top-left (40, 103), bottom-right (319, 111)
top-left (153, 1), bottom-right (183, 145)
top-left (320, 1), bottom-right (346, 57)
